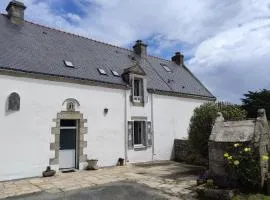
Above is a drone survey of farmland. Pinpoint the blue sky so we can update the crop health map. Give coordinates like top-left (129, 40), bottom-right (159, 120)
top-left (1, 0), bottom-right (270, 103)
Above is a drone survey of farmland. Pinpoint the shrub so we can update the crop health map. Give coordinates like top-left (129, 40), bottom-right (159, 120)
top-left (224, 144), bottom-right (266, 191)
top-left (188, 102), bottom-right (247, 157)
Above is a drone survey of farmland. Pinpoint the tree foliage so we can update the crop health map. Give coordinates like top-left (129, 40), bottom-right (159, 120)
top-left (188, 102), bottom-right (247, 157)
top-left (241, 89), bottom-right (270, 119)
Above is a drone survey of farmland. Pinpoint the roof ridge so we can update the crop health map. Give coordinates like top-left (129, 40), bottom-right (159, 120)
top-left (1, 13), bottom-right (176, 63)
top-left (4, 14), bottom-right (133, 53)
top-left (147, 54), bottom-right (172, 63)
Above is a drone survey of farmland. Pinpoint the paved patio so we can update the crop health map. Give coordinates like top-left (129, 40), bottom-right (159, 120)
top-left (0, 161), bottom-right (205, 199)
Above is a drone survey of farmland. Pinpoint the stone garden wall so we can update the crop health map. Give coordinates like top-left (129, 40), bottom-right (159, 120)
top-left (174, 139), bottom-right (208, 166)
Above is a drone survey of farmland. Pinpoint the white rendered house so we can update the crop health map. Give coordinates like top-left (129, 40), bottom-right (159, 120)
top-left (0, 1), bottom-right (215, 181)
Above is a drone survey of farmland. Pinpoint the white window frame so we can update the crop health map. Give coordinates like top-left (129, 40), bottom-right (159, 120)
top-left (133, 77), bottom-right (143, 103)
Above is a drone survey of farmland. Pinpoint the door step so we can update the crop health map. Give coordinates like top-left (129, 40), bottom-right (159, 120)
top-left (61, 169), bottom-right (76, 173)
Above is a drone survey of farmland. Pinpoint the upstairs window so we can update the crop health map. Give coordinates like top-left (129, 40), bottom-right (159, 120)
top-left (160, 63), bottom-right (171, 72)
top-left (133, 78), bottom-right (143, 103)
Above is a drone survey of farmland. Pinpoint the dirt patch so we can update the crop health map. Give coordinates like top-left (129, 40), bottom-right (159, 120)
top-left (161, 166), bottom-right (206, 180)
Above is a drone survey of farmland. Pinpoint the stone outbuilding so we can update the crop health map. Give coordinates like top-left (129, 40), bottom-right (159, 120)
top-left (209, 109), bottom-right (270, 188)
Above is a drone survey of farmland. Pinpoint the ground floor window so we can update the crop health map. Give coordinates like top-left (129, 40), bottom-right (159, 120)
top-left (128, 120), bottom-right (152, 150)
top-left (134, 121), bottom-right (146, 146)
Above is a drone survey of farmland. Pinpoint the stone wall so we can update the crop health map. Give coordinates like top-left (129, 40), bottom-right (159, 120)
top-left (174, 139), bottom-right (208, 166)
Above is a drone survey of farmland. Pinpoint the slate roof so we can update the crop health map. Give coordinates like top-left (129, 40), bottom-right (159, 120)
top-left (0, 14), bottom-right (215, 100)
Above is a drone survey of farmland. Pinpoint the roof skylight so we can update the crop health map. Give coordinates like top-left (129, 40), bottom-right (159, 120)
top-left (64, 60), bottom-right (74, 68)
top-left (98, 68), bottom-right (107, 75)
top-left (111, 70), bottom-right (120, 77)
top-left (160, 63), bottom-right (171, 72)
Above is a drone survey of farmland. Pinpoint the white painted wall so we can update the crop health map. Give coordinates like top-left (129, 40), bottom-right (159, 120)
top-left (0, 75), bottom-right (125, 181)
top-left (0, 74), bottom-right (211, 181)
top-left (152, 94), bottom-right (209, 161)
top-left (125, 90), bottom-right (153, 163)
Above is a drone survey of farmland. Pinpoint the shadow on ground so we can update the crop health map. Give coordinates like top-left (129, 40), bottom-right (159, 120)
top-left (7, 181), bottom-right (175, 200)
top-left (135, 161), bottom-right (206, 181)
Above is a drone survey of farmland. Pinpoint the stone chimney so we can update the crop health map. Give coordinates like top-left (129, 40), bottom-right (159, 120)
top-left (171, 52), bottom-right (184, 66)
top-left (6, 1), bottom-right (26, 25)
top-left (133, 40), bottom-right (147, 57)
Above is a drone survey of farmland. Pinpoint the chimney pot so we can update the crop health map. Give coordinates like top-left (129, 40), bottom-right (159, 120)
top-left (6, 0), bottom-right (26, 25)
top-left (133, 40), bottom-right (147, 57)
top-left (171, 52), bottom-right (184, 66)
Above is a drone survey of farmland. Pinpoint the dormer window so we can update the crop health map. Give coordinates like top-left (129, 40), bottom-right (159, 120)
top-left (122, 64), bottom-right (148, 106)
top-left (133, 78), bottom-right (143, 103)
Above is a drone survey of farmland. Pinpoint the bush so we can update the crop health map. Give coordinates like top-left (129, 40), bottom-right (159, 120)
top-left (188, 102), bottom-right (247, 157)
top-left (224, 144), bottom-right (265, 191)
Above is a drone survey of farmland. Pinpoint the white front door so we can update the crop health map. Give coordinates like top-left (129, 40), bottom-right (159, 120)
top-left (59, 120), bottom-right (77, 169)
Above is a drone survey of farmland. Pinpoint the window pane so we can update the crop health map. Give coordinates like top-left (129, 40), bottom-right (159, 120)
top-left (60, 120), bottom-right (77, 127)
top-left (134, 79), bottom-right (140, 96)
top-left (60, 129), bottom-right (76, 150)
top-left (134, 121), bottom-right (143, 145)
top-left (134, 79), bottom-right (142, 97)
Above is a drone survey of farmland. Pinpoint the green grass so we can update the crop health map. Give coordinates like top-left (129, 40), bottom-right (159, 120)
top-left (233, 194), bottom-right (270, 200)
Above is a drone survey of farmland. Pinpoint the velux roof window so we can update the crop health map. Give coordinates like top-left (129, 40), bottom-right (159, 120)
top-left (111, 70), bottom-right (120, 77)
top-left (160, 63), bottom-right (171, 72)
top-left (98, 68), bottom-right (107, 75)
top-left (64, 60), bottom-right (74, 68)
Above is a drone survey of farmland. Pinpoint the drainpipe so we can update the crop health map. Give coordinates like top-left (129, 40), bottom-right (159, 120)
top-left (124, 90), bottom-right (128, 164)
top-left (151, 93), bottom-right (155, 161)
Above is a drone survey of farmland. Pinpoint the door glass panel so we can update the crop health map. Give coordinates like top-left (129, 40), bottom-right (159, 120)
top-left (60, 129), bottom-right (76, 150)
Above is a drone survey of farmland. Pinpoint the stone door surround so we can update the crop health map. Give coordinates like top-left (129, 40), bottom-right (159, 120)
top-left (50, 111), bottom-right (88, 169)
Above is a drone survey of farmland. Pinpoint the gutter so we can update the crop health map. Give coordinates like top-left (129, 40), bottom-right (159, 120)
top-left (0, 67), bottom-right (128, 90)
top-left (124, 90), bottom-right (128, 164)
top-left (151, 93), bottom-right (155, 161)
top-left (148, 89), bottom-right (216, 101)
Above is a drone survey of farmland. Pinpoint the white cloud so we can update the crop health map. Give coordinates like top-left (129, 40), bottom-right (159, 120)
top-left (188, 17), bottom-right (270, 102)
top-left (1, 0), bottom-right (270, 103)
top-left (66, 13), bottom-right (81, 23)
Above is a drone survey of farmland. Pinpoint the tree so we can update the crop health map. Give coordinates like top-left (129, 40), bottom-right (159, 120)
top-left (188, 102), bottom-right (247, 157)
top-left (241, 89), bottom-right (270, 119)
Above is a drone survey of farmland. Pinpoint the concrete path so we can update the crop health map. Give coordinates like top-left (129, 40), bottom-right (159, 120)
top-left (0, 161), bottom-right (205, 199)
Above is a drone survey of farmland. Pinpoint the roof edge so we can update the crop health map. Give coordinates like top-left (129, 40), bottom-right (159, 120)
top-left (148, 88), bottom-right (216, 101)
top-left (0, 67), bottom-right (216, 100)
top-left (181, 64), bottom-right (216, 98)
top-left (0, 67), bottom-right (129, 90)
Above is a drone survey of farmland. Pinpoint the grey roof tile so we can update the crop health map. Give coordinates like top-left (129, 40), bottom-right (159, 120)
top-left (0, 14), bottom-right (215, 99)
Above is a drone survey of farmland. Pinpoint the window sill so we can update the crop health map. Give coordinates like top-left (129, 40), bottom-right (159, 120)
top-left (134, 145), bottom-right (147, 151)
top-left (130, 96), bottom-right (144, 107)
top-left (132, 101), bottom-right (144, 107)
